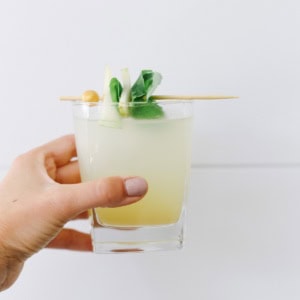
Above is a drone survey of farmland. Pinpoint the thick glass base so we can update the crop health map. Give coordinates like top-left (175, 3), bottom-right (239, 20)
top-left (91, 221), bottom-right (185, 254)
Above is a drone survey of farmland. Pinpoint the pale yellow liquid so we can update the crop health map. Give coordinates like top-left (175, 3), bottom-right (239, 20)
top-left (74, 115), bottom-right (192, 227)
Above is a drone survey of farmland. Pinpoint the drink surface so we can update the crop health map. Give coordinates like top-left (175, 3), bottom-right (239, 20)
top-left (74, 115), bottom-right (192, 226)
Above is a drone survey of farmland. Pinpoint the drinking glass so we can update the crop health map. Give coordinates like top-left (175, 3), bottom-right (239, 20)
top-left (72, 101), bottom-right (193, 253)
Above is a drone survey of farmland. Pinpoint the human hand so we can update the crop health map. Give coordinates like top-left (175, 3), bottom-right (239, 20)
top-left (0, 135), bottom-right (147, 291)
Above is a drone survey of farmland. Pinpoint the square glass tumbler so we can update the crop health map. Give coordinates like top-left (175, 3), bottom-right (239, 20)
top-left (72, 101), bottom-right (193, 253)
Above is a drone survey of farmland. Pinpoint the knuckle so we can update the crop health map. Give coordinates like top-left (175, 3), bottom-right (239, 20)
top-left (13, 153), bottom-right (28, 166)
top-left (97, 177), bottom-right (125, 207)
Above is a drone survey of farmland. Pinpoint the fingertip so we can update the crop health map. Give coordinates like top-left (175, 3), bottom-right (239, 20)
top-left (124, 177), bottom-right (148, 197)
top-left (54, 176), bottom-right (148, 218)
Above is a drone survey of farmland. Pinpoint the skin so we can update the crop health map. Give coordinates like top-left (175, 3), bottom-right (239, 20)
top-left (0, 135), bottom-right (148, 291)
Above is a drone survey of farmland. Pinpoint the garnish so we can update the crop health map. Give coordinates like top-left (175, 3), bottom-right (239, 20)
top-left (99, 67), bottom-right (121, 127)
top-left (129, 70), bottom-right (164, 119)
top-left (59, 69), bottom-right (239, 119)
top-left (131, 70), bottom-right (162, 102)
top-left (118, 68), bottom-right (131, 117)
top-left (109, 69), bottom-right (164, 119)
top-left (109, 78), bottom-right (123, 103)
top-left (130, 100), bottom-right (164, 119)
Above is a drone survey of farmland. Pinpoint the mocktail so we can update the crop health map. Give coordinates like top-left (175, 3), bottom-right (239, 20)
top-left (73, 101), bottom-right (193, 252)
top-left (74, 108), bottom-right (192, 227)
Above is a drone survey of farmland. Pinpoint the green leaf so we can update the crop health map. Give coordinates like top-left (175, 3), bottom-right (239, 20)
top-left (130, 101), bottom-right (164, 119)
top-left (130, 70), bottom-right (164, 119)
top-left (107, 69), bottom-right (164, 119)
top-left (131, 70), bottom-right (162, 102)
top-left (109, 77), bottom-right (123, 102)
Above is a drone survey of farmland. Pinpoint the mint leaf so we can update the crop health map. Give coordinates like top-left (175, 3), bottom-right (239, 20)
top-left (109, 77), bottom-right (123, 102)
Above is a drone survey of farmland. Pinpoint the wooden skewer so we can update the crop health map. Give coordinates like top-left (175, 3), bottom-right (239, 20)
top-left (60, 94), bottom-right (238, 102)
top-left (152, 95), bottom-right (238, 100)
top-left (60, 96), bottom-right (83, 101)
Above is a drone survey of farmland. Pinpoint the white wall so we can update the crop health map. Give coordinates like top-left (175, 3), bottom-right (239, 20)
top-left (1, 0), bottom-right (300, 299)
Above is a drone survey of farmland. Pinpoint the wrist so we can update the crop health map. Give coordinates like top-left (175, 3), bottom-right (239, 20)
top-left (0, 251), bottom-right (24, 292)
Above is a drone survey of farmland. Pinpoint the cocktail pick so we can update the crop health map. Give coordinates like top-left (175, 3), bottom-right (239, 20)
top-left (59, 90), bottom-right (238, 102)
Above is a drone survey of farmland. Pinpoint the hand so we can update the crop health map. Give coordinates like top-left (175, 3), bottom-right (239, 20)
top-left (0, 135), bottom-right (147, 291)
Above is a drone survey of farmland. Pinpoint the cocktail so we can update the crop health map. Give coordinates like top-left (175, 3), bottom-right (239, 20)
top-left (73, 100), bottom-right (193, 253)
top-left (62, 67), bottom-right (235, 253)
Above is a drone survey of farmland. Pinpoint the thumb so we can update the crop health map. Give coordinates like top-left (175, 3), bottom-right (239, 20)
top-left (53, 176), bottom-right (148, 219)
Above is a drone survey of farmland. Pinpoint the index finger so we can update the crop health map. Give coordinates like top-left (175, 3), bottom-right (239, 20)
top-left (37, 135), bottom-right (77, 167)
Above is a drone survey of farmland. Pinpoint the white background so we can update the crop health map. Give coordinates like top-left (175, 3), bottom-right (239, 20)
top-left (1, 0), bottom-right (300, 299)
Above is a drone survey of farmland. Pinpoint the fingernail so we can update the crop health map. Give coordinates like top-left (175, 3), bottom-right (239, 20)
top-left (125, 177), bottom-right (148, 197)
